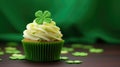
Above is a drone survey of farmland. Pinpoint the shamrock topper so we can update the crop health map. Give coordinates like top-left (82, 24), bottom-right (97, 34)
top-left (35, 10), bottom-right (52, 24)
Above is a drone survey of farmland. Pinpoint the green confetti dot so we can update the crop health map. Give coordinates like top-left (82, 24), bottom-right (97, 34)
top-left (0, 51), bottom-right (4, 55)
top-left (62, 47), bottom-right (68, 51)
top-left (0, 58), bottom-right (2, 61)
top-left (18, 55), bottom-right (26, 60)
top-left (62, 47), bottom-right (74, 52)
top-left (72, 52), bottom-right (88, 57)
top-left (5, 47), bottom-right (21, 54)
top-left (68, 48), bottom-right (74, 52)
top-left (66, 60), bottom-right (74, 64)
top-left (60, 56), bottom-right (69, 60)
top-left (6, 51), bottom-right (14, 54)
top-left (89, 48), bottom-right (104, 53)
top-left (13, 50), bottom-right (21, 54)
top-left (9, 54), bottom-right (25, 60)
top-left (6, 50), bottom-right (21, 54)
top-left (61, 51), bottom-right (68, 54)
top-left (74, 60), bottom-right (83, 64)
top-left (9, 56), bottom-right (17, 60)
top-left (5, 47), bottom-right (16, 51)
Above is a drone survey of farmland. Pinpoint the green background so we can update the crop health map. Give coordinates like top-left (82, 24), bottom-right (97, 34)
top-left (0, 0), bottom-right (120, 44)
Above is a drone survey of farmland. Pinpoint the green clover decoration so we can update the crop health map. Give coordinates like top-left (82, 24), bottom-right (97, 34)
top-left (35, 10), bottom-right (52, 24)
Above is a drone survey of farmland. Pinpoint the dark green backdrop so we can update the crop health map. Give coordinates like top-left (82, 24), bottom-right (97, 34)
top-left (0, 0), bottom-right (120, 44)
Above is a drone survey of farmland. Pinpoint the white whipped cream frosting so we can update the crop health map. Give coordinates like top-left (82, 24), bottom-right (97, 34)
top-left (23, 20), bottom-right (63, 41)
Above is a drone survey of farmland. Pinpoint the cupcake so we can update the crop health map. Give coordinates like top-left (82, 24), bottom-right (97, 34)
top-left (22, 10), bottom-right (64, 62)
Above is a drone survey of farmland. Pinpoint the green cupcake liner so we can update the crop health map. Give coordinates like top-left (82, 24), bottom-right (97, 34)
top-left (22, 40), bottom-right (64, 62)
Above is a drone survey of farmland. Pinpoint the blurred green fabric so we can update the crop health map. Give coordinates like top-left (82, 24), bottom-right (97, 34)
top-left (0, 0), bottom-right (120, 44)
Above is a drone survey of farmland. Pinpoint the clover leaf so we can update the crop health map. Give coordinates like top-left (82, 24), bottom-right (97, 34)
top-left (35, 18), bottom-right (43, 24)
top-left (43, 18), bottom-right (51, 23)
top-left (43, 11), bottom-right (51, 18)
top-left (35, 10), bottom-right (52, 24)
top-left (35, 10), bottom-right (43, 18)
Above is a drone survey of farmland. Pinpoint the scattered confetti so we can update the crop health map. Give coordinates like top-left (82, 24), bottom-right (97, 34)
top-left (6, 51), bottom-right (14, 54)
top-left (9, 56), bottom-right (17, 60)
top-left (65, 60), bottom-right (83, 64)
top-left (0, 42), bottom-right (104, 64)
top-left (9, 54), bottom-right (25, 60)
top-left (62, 47), bottom-right (74, 52)
top-left (60, 56), bottom-right (69, 60)
top-left (65, 60), bottom-right (74, 64)
top-left (61, 51), bottom-right (68, 54)
top-left (13, 50), bottom-right (21, 54)
top-left (74, 60), bottom-right (83, 64)
top-left (5, 47), bottom-right (16, 51)
top-left (5, 47), bottom-right (21, 54)
top-left (62, 47), bottom-right (68, 51)
top-left (6, 50), bottom-right (21, 54)
top-left (0, 51), bottom-right (4, 55)
top-left (72, 52), bottom-right (88, 57)
top-left (67, 48), bottom-right (74, 52)
top-left (89, 48), bottom-right (104, 53)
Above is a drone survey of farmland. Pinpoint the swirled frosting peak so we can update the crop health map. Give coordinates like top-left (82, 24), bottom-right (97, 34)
top-left (23, 10), bottom-right (63, 41)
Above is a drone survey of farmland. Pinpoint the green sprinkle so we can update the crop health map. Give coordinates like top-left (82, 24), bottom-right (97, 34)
top-left (12, 54), bottom-right (25, 60)
top-left (72, 52), bottom-right (88, 57)
top-left (60, 56), bottom-right (69, 60)
top-left (5, 50), bottom-right (21, 54)
top-left (68, 48), bottom-right (74, 52)
top-left (12, 54), bottom-right (19, 56)
top-left (66, 60), bottom-right (74, 64)
top-left (62, 47), bottom-right (74, 52)
top-left (6, 51), bottom-right (14, 54)
top-left (5, 47), bottom-right (16, 51)
top-left (6, 42), bottom-right (18, 47)
top-left (0, 58), bottom-right (2, 61)
top-left (65, 60), bottom-right (83, 64)
top-left (13, 54), bottom-right (25, 60)
top-left (62, 47), bottom-right (68, 51)
top-left (13, 50), bottom-right (21, 54)
top-left (89, 48), bottom-right (104, 53)
top-left (61, 50), bottom-right (68, 54)
top-left (5, 47), bottom-right (21, 54)
top-left (0, 51), bottom-right (4, 55)
top-left (74, 60), bottom-right (83, 64)
top-left (9, 56), bottom-right (17, 60)
top-left (9, 54), bottom-right (25, 60)
top-left (17, 55), bottom-right (26, 60)
top-left (5, 49), bottom-right (21, 54)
